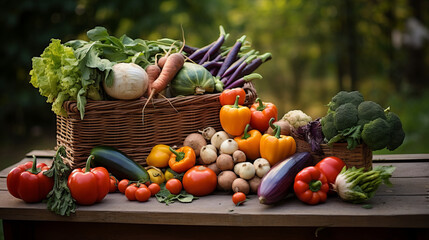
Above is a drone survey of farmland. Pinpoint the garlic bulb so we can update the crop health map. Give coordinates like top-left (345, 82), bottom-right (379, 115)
top-left (103, 63), bottom-right (149, 100)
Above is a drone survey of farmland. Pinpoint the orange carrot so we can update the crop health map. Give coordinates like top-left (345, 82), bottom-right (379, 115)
top-left (158, 56), bottom-right (167, 68)
top-left (144, 64), bottom-right (161, 97)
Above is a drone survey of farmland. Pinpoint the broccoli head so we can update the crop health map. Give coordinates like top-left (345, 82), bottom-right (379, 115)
top-left (328, 91), bottom-right (364, 112)
top-left (334, 102), bottom-right (358, 131)
top-left (361, 118), bottom-right (391, 150)
top-left (385, 112), bottom-right (405, 150)
top-left (358, 101), bottom-right (386, 122)
top-left (321, 112), bottom-right (337, 140)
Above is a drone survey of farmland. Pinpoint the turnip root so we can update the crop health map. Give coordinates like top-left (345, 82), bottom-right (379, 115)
top-left (232, 178), bottom-right (250, 195)
top-left (211, 131), bottom-right (229, 149)
top-left (200, 145), bottom-right (217, 164)
top-left (253, 158), bottom-right (271, 178)
top-left (216, 154), bottom-right (234, 171)
top-left (265, 119), bottom-right (292, 136)
top-left (104, 63), bottom-right (149, 100)
top-left (207, 162), bottom-right (221, 175)
top-left (232, 150), bottom-right (246, 164)
top-left (183, 133), bottom-right (206, 157)
top-left (199, 127), bottom-right (216, 141)
top-left (238, 162), bottom-right (255, 180)
top-left (219, 139), bottom-right (238, 155)
top-left (248, 176), bottom-right (262, 193)
top-left (217, 171), bottom-right (237, 192)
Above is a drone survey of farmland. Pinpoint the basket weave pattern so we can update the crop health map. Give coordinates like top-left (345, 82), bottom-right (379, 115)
top-left (295, 138), bottom-right (373, 170)
top-left (57, 83), bottom-right (257, 168)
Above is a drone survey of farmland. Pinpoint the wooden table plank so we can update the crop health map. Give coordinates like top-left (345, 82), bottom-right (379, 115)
top-left (0, 190), bottom-right (428, 228)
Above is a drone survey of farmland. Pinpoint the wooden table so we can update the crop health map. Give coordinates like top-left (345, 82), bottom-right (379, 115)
top-left (1, 151), bottom-right (428, 240)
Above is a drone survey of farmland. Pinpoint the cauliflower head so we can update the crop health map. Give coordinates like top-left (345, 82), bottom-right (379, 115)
top-left (282, 110), bottom-right (312, 129)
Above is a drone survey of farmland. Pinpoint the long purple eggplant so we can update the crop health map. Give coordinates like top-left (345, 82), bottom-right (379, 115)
top-left (221, 49), bottom-right (256, 78)
top-left (225, 73), bottom-right (262, 89)
top-left (240, 52), bottom-right (272, 77)
top-left (222, 55), bottom-right (257, 85)
top-left (188, 42), bottom-right (215, 61)
top-left (258, 152), bottom-right (313, 205)
top-left (199, 26), bottom-right (227, 64)
top-left (216, 35), bottom-right (246, 77)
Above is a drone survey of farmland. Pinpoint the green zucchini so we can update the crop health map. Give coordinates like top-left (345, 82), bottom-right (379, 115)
top-left (90, 146), bottom-right (149, 183)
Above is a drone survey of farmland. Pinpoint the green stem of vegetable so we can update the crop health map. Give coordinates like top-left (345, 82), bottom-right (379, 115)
top-left (259, 52), bottom-right (273, 62)
top-left (85, 155), bottom-right (94, 173)
top-left (28, 155), bottom-right (41, 174)
top-left (232, 95), bottom-right (241, 108)
top-left (169, 147), bottom-right (185, 162)
top-left (242, 124), bottom-right (251, 139)
top-left (269, 117), bottom-right (281, 139)
top-left (309, 180), bottom-right (322, 192)
top-left (255, 98), bottom-right (266, 111)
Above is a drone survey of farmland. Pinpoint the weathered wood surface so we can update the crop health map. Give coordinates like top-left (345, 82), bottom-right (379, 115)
top-left (0, 151), bottom-right (428, 229)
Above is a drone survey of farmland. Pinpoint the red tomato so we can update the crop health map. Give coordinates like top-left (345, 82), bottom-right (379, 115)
top-left (148, 183), bottom-right (161, 196)
top-left (118, 179), bottom-right (130, 194)
top-left (315, 156), bottom-right (346, 187)
top-left (182, 166), bottom-right (217, 197)
top-left (232, 192), bottom-right (246, 206)
top-left (165, 179), bottom-right (182, 195)
top-left (109, 175), bottom-right (118, 193)
top-left (125, 183), bottom-right (138, 201)
top-left (135, 187), bottom-right (151, 202)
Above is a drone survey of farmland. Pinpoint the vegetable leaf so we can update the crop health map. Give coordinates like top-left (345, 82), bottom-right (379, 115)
top-left (155, 186), bottom-right (198, 205)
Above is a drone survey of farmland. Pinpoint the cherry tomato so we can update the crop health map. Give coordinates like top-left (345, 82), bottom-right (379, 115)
top-left (125, 183), bottom-right (138, 201)
top-left (165, 178), bottom-right (182, 195)
top-left (148, 183), bottom-right (161, 196)
top-left (118, 179), bottom-right (130, 194)
top-left (109, 175), bottom-right (118, 193)
top-left (182, 166), bottom-right (217, 197)
top-left (232, 192), bottom-right (246, 206)
top-left (135, 187), bottom-right (151, 202)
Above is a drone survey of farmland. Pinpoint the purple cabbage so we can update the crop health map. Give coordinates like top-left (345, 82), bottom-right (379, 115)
top-left (296, 118), bottom-right (324, 154)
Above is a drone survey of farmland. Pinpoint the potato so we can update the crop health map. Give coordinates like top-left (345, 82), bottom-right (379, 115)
top-left (217, 171), bottom-right (237, 192)
top-left (232, 178), bottom-right (250, 195)
top-left (216, 154), bottom-right (234, 171)
top-left (183, 133), bottom-right (207, 157)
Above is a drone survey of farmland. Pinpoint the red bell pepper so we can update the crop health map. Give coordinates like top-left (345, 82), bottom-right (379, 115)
top-left (67, 155), bottom-right (110, 205)
top-left (250, 97), bottom-right (278, 133)
top-left (219, 87), bottom-right (246, 106)
top-left (315, 156), bottom-right (346, 192)
top-left (294, 166), bottom-right (329, 205)
top-left (7, 156), bottom-right (54, 203)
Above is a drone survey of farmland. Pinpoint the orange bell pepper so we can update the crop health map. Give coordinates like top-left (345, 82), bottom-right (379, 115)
top-left (234, 124), bottom-right (262, 161)
top-left (220, 95), bottom-right (251, 136)
top-left (260, 118), bottom-right (296, 166)
top-left (168, 146), bottom-right (196, 173)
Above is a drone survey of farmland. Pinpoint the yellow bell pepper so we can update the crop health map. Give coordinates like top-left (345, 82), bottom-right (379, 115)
top-left (220, 95), bottom-right (251, 136)
top-left (146, 167), bottom-right (165, 184)
top-left (260, 118), bottom-right (296, 166)
top-left (146, 144), bottom-right (171, 168)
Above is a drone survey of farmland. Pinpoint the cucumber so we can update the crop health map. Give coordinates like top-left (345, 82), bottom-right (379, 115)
top-left (90, 146), bottom-right (149, 183)
top-left (257, 152), bottom-right (312, 205)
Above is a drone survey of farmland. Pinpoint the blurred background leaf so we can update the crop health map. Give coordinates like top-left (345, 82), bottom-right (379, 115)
top-left (1, 0), bottom-right (428, 170)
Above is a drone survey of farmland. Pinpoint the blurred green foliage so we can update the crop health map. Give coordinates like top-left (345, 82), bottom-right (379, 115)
top-left (1, 0), bottom-right (428, 169)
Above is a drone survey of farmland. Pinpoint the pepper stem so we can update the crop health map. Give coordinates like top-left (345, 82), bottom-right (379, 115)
top-left (255, 98), bottom-right (266, 111)
top-left (309, 180), bottom-right (322, 192)
top-left (169, 147), bottom-right (185, 162)
top-left (269, 118), bottom-right (281, 139)
top-left (85, 155), bottom-right (94, 173)
top-left (29, 155), bottom-right (39, 174)
top-left (242, 124), bottom-right (251, 139)
top-left (233, 95), bottom-right (240, 108)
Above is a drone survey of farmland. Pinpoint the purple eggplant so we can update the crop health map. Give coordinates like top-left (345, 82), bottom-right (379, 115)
top-left (225, 73), bottom-right (262, 89)
top-left (258, 152), bottom-right (313, 205)
top-left (188, 42), bottom-right (215, 61)
top-left (216, 35), bottom-right (246, 77)
top-left (182, 45), bottom-right (198, 55)
top-left (223, 55), bottom-right (257, 86)
top-left (240, 52), bottom-right (272, 77)
top-left (221, 49), bottom-right (256, 78)
top-left (198, 26), bottom-right (227, 64)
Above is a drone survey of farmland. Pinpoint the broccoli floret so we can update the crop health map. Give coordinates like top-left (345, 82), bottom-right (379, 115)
top-left (334, 103), bottom-right (358, 131)
top-left (361, 118), bottom-right (391, 150)
top-left (321, 112), bottom-right (337, 140)
top-left (385, 112), bottom-right (405, 150)
top-left (328, 91), bottom-right (364, 112)
top-left (358, 101), bottom-right (386, 122)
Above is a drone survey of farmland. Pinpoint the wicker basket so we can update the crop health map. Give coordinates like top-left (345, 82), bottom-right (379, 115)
top-left (295, 138), bottom-right (373, 170)
top-left (56, 83), bottom-right (257, 168)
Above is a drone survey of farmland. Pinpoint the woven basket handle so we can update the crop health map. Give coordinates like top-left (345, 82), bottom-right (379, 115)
top-left (243, 82), bottom-right (257, 106)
